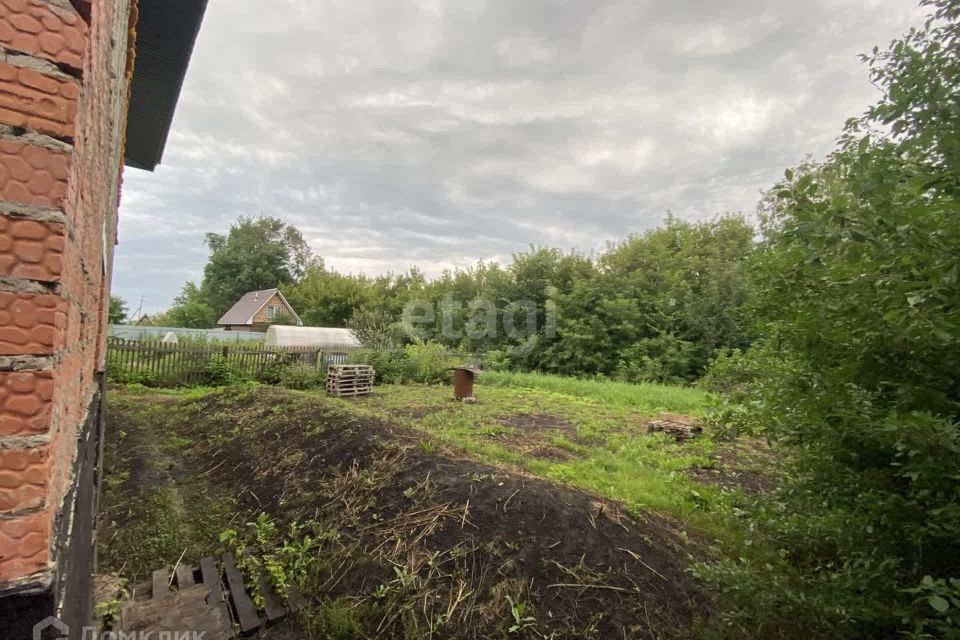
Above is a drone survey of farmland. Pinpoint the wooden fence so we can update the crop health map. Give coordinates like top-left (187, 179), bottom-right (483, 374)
top-left (106, 338), bottom-right (354, 386)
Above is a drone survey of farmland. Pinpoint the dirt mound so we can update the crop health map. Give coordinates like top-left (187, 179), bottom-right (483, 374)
top-left (110, 386), bottom-right (709, 638)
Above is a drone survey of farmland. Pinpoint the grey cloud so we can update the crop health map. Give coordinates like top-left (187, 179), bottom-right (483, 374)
top-left (115, 0), bottom-right (925, 313)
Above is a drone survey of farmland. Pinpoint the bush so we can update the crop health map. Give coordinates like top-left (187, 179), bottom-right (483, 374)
top-left (347, 348), bottom-right (407, 383)
top-left (698, 346), bottom-right (769, 398)
top-left (256, 353), bottom-right (296, 385)
top-left (347, 341), bottom-right (460, 385)
top-left (200, 355), bottom-right (248, 386)
top-left (106, 351), bottom-right (159, 386)
top-left (278, 364), bottom-right (324, 390)
top-left (614, 334), bottom-right (695, 385)
top-left (694, 3), bottom-right (960, 633)
top-left (480, 348), bottom-right (512, 372)
top-left (403, 341), bottom-right (459, 384)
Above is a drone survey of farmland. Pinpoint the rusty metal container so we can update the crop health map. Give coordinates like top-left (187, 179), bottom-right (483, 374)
top-left (453, 367), bottom-right (480, 399)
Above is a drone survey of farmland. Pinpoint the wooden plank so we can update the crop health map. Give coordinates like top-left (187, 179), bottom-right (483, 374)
top-left (257, 574), bottom-right (287, 621)
top-left (152, 567), bottom-right (170, 598)
top-left (176, 563), bottom-right (196, 588)
top-left (120, 584), bottom-right (229, 640)
top-left (222, 551), bottom-right (261, 632)
top-left (199, 556), bottom-right (233, 636)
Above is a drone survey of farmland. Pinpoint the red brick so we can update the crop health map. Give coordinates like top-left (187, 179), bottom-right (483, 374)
top-left (0, 140), bottom-right (70, 208)
top-left (0, 445), bottom-right (50, 510)
top-left (0, 446), bottom-right (46, 471)
top-left (0, 0), bottom-right (87, 70)
top-left (0, 62), bottom-right (78, 139)
top-left (0, 508), bottom-right (51, 581)
top-left (0, 292), bottom-right (65, 354)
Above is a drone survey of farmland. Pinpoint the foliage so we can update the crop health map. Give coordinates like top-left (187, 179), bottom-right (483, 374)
top-left (348, 341), bottom-right (460, 385)
top-left (256, 353), bottom-right (295, 385)
top-left (403, 341), bottom-right (460, 384)
top-left (525, 217), bottom-right (754, 379)
top-left (614, 333), bottom-right (696, 385)
top-left (108, 295), bottom-right (128, 324)
top-left (165, 212), bottom-right (754, 383)
top-left (278, 363), bottom-right (325, 390)
top-left (348, 307), bottom-right (399, 349)
top-left (200, 355), bottom-right (249, 386)
top-left (163, 282), bottom-right (217, 329)
top-left (93, 578), bottom-right (128, 626)
top-left (287, 266), bottom-right (377, 327)
top-left (698, 346), bottom-right (769, 399)
top-left (106, 350), bottom-right (158, 386)
top-left (200, 216), bottom-right (320, 318)
top-left (220, 514), bottom-right (326, 605)
top-left (505, 596), bottom-right (536, 635)
top-left (696, 2), bottom-right (960, 636)
top-left (347, 348), bottom-right (408, 384)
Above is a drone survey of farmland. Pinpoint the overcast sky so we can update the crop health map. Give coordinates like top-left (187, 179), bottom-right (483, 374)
top-left (114, 0), bottom-right (925, 315)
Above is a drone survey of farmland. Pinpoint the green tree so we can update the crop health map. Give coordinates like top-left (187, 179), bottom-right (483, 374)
top-left (697, 2), bottom-right (960, 636)
top-left (108, 295), bottom-right (128, 324)
top-left (165, 282), bottom-right (216, 328)
top-left (543, 217), bottom-right (754, 380)
top-left (200, 216), bottom-right (319, 317)
top-left (286, 266), bottom-right (375, 327)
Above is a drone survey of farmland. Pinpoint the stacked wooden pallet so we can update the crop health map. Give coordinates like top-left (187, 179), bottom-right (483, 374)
top-left (326, 364), bottom-right (375, 397)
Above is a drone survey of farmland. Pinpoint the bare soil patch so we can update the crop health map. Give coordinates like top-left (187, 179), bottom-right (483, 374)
top-left (105, 386), bottom-right (710, 639)
top-left (493, 412), bottom-right (589, 460)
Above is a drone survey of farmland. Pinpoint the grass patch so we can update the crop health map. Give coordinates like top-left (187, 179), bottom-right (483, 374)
top-left (480, 370), bottom-right (710, 414)
top-left (98, 385), bottom-right (239, 578)
top-left (313, 375), bottom-right (761, 544)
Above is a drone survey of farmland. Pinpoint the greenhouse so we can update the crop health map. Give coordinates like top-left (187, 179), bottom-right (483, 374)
top-left (264, 325), bottom-right (362, 351)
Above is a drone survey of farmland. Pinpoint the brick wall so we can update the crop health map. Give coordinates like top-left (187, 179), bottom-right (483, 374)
top-left (0, 0), bottom-right (133, 630)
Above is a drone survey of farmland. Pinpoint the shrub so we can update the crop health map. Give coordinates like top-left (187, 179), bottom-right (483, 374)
top-left (480, 349), bottom-right (512, 372)
top-left (200, 355), bottom-right (248, 386)
top-left (695, 3), bottom-right (960, 634)
top-left (403, 341), bottom-right (459, 384)
top-left (347, 348), bottom-right (407, 383)
top-left (257, 353), bottom-right (296, 385)
top-left (698, 346), bottom-right (769, 398)
top-left (347, 341), bottom-right (460, 385)
top-left (278, 364), bottom-right (324, 390)
top-left (106, 351), bottom-right (159, 386)
top-left (614, 334), bottom-right (695, 385)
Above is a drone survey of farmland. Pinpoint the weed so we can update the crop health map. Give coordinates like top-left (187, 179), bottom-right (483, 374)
top-left (94, 579), bottom-right (129, 626)
top-left (220, 515), bottom-right (326, 605)
top-left (506, 596), bottom-right (536, 635)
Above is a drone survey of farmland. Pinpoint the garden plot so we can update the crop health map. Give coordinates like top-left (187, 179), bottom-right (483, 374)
top-left (98, 381), bottom-right (773, 638)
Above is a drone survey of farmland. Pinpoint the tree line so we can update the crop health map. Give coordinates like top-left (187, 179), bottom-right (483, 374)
top-left (125, 213), bottom-right (755, 385)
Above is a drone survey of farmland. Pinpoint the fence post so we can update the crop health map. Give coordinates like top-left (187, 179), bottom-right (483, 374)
top-left (222, 345), bottom-right (229, 358)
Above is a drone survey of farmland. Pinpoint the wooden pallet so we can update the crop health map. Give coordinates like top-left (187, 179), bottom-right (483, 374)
top-left (121, 552), bottom-right (305, 637)
top-left (326, 364), bottom-right (375, 397)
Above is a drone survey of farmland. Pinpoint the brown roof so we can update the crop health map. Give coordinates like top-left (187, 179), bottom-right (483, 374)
top-left (216, 289), bottom-right (302, 326)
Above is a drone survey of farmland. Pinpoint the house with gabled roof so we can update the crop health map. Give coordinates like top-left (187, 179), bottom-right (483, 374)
top-left (217, 288), bottom-right (303, 332)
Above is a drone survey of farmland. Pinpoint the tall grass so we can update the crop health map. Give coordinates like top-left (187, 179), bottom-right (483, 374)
top-left (479, 370), bottom-right (710, 415)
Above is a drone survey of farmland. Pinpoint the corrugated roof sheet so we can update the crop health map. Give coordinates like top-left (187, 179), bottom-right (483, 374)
top-left (124, 0), bottom-right (209, 171)
top-left (217, 288), bottom-right (281, 326)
